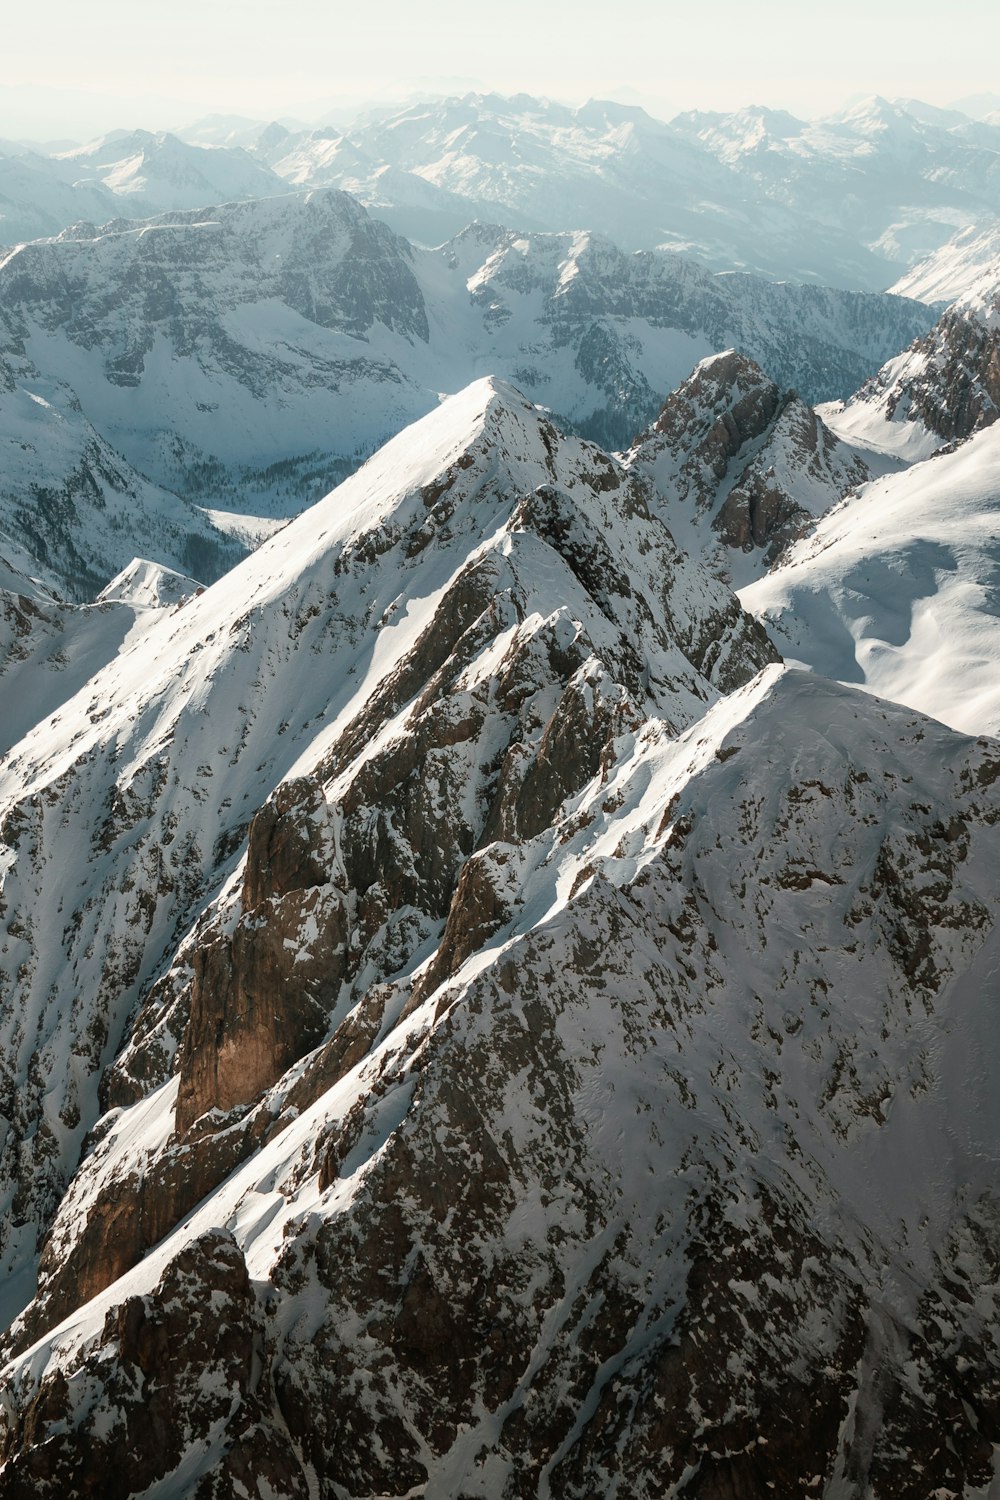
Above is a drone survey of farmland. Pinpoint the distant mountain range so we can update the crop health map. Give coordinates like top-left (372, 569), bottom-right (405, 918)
top-left (235, 91), bottom-right (1000, 289)
top-left (5, 91), bottom-right (1000, 294)
top-left (0, 188), bottom-right (933, 600)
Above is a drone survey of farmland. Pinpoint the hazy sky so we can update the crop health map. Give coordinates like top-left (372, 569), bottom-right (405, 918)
top-left (4, 0), bottom-right (1000, 138)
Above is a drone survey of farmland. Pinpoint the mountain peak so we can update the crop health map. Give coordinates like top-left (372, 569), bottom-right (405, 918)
top-left (627, 352), bottom-right (871, 582)
top-left (95, 558), bottom-right (202, 610)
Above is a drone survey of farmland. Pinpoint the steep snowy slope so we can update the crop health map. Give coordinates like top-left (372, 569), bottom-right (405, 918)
top-left (890, 219), bottom-right (1000, 304)
top-left (623, 349), bottom-right (881, 584)
top-left (741, 419), bottom-right (1000, 735)
top-left (0, 344), bottom-right (242, 600)
top-left (3, 370), bottom-right (1000, 1495)
top-left (0, 559), bottom-right (200, 759)
top-left (0, 378), bottom-right (774, 1343)
top-left (3, 662), bottom-right (1000, 1497)
top-left (0, 146), bottom-right (119, 247)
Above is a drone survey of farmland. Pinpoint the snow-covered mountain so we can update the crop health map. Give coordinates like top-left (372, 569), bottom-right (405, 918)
top-left (0, 132), bottom-right (289, 250)
top-left (741, 415), bottom-right (1000, 736)
top-left (250, 91), bottom-right (1000, 291)
top-left (623, 349), bottom-right (883, 585)
top-left (174, 114), bottom-right (303, 151)
top-left (0, 340), bottom-right (243, 601)
top-left (250, 92), bottom-right (901, 288)
top-left (674, 94), bottom-right (1000, 276)
top-left (9, 93), bottom-right (1000, 297)
top-left (0, 144), bottom-right (119, 247)
top-left (734, 283), bottom-right (1000, 735)
top-left (0, 557), bottom-right (200, 758)
top-left (4, 97), bottom-right (1000, 1494)
top-left (890, 219), bottom-right (1000, 304)
top-left (0, 377), bottom-right (775, 1338)
top-left (2, 380), bottom-right (1000, 1495)
top-left (49, 129), bottom-right (287, 214)
top-left (0, 188), bottom-right (934, 598)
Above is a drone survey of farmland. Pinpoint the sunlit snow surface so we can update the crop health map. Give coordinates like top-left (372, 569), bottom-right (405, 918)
top-left (742, 420), bottom-right (1000, 734)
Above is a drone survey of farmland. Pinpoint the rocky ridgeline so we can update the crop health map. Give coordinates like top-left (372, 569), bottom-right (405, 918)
top-left (1, 378), bottom-right (999, 1494)
top-left (2, 652), bottom-right (1000, 1493)
top-left (0, 380), bottom-right (774, 1352)
top-left (832, 283), bottom-right (1000, 457)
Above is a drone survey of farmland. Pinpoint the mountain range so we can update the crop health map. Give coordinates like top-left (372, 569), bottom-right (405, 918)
top-left (239, 91), bottom-right (1000, 289)
top-left (7, 91), bottom-right (1000, 295)
top-left (2, 87), bottom-right (1000, 1498)
top-left (2, 351), bottom-right (1000, 1492)
top-left (0, 188), bottom-right (933, 600)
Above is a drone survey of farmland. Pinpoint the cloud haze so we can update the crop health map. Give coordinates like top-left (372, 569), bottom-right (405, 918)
top-left (4, 0), bottom-right (1000, 137)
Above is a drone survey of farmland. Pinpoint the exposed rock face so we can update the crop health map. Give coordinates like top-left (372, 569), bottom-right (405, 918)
top-left (830, 285), bottom-right (1000, 458)
top-left (175, 777), bottom-right (346, 1134)
top-left (3, 376), bottom-right (1000, 1494)
top-left (625, 349), bottom-right (872, 581)
top-left (880, 299), bottom-right (1000, 440)
top-left (0, 379), bottom-right (776, 1351)
top-left (0, 1229), bottom-right (310, 1499)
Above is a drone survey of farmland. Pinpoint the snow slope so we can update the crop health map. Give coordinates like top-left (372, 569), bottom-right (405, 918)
top-left (741, 419), bottom-right (1000, 734)
top-left (49, 129), bottom-right (287, 214)
top-left (820, 279), bottom-right (1000, 462)
top-left (890, 219), bottom-right (1000, 304)
top-left (0, 145), bottom-right (119, 247)
top-left (0, 559), bottom-right (200, 758)
top-left (0, 346), bottom-right (242, 600)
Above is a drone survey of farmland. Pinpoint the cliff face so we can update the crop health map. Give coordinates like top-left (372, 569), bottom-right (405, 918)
top-left (624, 349), bottom-right (873, 582)
top-left (2, 378), bottom-right (1000, 1497)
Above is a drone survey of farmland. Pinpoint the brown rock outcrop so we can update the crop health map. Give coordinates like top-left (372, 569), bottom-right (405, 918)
top-left (175, 777), bottom-right (346, 1134)
top-left (0, 1230), bottom-right (309, 1499)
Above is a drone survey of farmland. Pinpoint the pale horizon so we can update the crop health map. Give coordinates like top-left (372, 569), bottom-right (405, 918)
top-left (3, 0), bottom-right (1000, 142)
